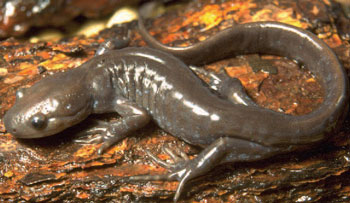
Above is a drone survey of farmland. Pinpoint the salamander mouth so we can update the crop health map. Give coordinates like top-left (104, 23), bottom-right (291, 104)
top-left (4, 114), bottom-right (63, 139)
top-left (4, 102), bottom-right (91, 138)
top-left (5, 125), bottom-right (61, 139)
top-left (5, 126), bottom-right (17, 136)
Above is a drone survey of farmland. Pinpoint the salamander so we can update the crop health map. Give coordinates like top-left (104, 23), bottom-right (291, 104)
top-left (3, 18), bottom-right (348, 202)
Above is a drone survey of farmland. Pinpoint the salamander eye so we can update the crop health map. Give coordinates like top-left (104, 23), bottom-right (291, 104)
top-left (31, 113), bottom-right (47, 129)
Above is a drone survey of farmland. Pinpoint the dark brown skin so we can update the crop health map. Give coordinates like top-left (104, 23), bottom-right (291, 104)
top-left (3, 20), bottom-right (348, 202)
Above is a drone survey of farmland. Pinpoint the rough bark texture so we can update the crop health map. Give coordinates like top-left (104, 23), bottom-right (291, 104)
top-left (0, 0), bottom-right (350, 202)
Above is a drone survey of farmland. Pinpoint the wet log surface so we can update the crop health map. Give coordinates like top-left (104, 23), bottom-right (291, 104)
top-left (0, 0), bottom-right (350, 202)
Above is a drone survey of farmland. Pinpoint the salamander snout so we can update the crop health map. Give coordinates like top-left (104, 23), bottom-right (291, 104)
top-left (3, 105), bottom-right (51, 139)
top-left (3, 111), bottom-right (18, 136)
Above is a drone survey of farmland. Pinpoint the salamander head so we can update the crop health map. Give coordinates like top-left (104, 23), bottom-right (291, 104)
top-left (4, 71), bottom-right (92, 139)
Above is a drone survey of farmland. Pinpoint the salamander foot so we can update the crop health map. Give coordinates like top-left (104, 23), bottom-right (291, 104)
top-left (127, 137), bottom-right (281, 202)
top-left (129, 145), bottom-right (195, 202)
top-left (145, 146), bottom-right (189, 170)
top-left (73, 119), bottom-right (110, 144)
top-left (190, 66), bottom-right (257, 106)
top-left (76, 98), bottom-right (151, 154)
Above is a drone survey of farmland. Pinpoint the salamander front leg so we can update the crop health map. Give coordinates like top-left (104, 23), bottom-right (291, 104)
top-left (129, 137), bottom-right (280, 202)
top-left (95, 34), bottom-right (130, 56)
top-left (97, 99), bottom-right (151, 154)
top-left (75, 98), bottom-right (150, 154)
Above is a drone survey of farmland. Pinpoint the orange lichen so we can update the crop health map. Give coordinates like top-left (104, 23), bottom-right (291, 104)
top-left (306, 78), bottom-right (316, 83)
top-left (189, 4), bottom-right (223, 31)
top-left (76, 192), bottom-right (90, 199)
top-left (74, 145), bottom-right (97, 158)
top-left (3, 75), bottom-right (24, 84)
top-left (18, 66), bottom-right (38, 75)
top-left (104, 139), bottom-right (129, 155)
top-left (35, 51), bottom-right (51, 60)
top-left (4, 171), bottom-right (14, 178)
top-left (252, 6), bottom-right (306, 28)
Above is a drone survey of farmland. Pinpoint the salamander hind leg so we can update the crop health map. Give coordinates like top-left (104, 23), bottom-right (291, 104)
top-left (217, 75), bottom-right (257, 106)
top-left (190, 66), bottom-right (257, 106)
top-left (128, 137), bottom-right (280, 202)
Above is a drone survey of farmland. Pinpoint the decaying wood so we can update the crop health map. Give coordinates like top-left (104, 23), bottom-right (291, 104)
top-left (0, 0), bottom-right (350, 202)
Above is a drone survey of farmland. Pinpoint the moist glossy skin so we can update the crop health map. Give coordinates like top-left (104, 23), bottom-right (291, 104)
top-left (3, 21), bottom-right (348, 202)
top-left (138, 21), bottom-right (349, 144)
